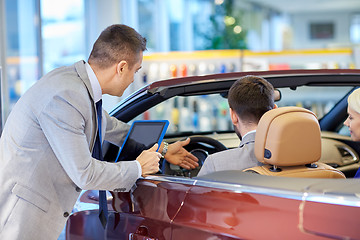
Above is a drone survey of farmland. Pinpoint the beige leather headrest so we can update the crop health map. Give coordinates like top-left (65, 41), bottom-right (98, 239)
top-left (254, 107), bottom-right (321, 166)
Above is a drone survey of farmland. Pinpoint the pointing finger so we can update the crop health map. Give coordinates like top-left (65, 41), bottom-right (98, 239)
top-left (149, 143), bottom-right (158, 151)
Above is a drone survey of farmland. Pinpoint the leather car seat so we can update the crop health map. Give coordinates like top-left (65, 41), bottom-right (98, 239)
top-left (243, 106), bottom-right (345, 179)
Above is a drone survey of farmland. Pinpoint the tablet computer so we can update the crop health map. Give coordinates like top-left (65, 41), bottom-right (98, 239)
top-left (115, 120), bottom-right (169, 162)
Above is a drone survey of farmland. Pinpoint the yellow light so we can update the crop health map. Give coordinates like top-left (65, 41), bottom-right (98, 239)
top-left (215, 0), bottom-right (224, 5)
top-left (224, 16), bottom-right (236, 26)
top-left (233, 25), bottom-right (242, 34)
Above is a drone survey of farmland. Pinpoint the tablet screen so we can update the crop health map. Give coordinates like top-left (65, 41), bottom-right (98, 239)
top-left (115, 120), bottom-right (169, 162)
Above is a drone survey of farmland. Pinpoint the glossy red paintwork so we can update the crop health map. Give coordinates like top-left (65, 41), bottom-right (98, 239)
top-left (66, 180), bottom-right (191, 240)
top-left (66, 178), bottom-right (360, 240)
top-left (172, 185), bottom-right (306, 239)
top-left (302, 201), bottom-right (360, 239)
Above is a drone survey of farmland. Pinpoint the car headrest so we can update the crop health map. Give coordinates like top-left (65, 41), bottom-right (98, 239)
top-left (254, 106), bottom-right (321, 166)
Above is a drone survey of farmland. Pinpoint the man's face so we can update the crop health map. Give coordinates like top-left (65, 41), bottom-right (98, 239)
top-left (110, 51), bottom-right (143, 97)
top-left (344, 106), bottom-right (360, 141)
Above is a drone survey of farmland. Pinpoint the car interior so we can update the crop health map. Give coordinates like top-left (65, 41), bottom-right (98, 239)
top-left (104, 83), bottom-right (360, 179)
top-left (160, 87), bottom-right (359, 179)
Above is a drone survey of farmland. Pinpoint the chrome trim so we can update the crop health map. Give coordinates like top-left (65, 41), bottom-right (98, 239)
top-left (340, 145), bottom-right (358, 162)
top-left (305, 194), bottom-right (360, 207)
top-left (144, 175), bottom-right (360, 207)
top-left (194, 178), bottom-right (305, 201)
top-left (145, 175), bottom-right (197, 185)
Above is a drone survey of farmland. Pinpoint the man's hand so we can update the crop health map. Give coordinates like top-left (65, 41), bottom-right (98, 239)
top-left (136, 144), bottom-right (161, 177)
top-left (164, 138), bottom-right (199, 169)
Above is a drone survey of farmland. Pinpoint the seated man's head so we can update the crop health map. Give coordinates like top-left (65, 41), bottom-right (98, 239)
top-left (228, 75), bottom-right (275, 139)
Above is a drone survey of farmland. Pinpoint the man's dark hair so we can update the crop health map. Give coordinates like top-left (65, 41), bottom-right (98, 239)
top-left (228, 75), bottom-right (274, 124)
top-left (88, 24), bottom-right (147, 69)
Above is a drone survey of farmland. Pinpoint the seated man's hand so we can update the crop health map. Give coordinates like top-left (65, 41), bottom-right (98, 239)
top-left (164, 138), bottom-right (199, 170)
top-left (137, 144), bottom-right (161, 176)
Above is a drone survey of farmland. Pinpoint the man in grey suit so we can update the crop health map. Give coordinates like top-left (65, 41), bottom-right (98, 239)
top-left (0, 24), bottom-right (198, 240)
top-left (198, 75), bottom-right (276, 176)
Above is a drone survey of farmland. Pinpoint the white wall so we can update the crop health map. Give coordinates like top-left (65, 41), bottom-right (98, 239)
top-left (0, 0), bottom-right (6, 131)
top-left (292, 11), bottom-right (352, 49)
top-left (85, 0), bottom-right (122, 57)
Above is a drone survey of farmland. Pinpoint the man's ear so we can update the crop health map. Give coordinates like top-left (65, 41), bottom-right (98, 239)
top-left (229, 108), bottom-right (239, 125)
top-left (116, 60), bottom-right (128, 74)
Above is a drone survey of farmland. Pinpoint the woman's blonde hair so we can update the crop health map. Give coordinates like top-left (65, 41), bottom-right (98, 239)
top-left (348, 88), bottom-right (360, 113)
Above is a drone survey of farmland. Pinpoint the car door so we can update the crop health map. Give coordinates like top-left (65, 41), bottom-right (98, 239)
top-left (108, 178), bottom-right (193, 240)
top-left (171, 182), bottom-right (316, 239)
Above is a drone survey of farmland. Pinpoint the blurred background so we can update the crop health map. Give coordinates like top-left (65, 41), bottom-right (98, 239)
top-left (0, 0), bottom-right (360, 127)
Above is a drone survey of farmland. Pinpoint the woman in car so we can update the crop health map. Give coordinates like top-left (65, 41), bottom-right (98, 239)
top-left (343, 88), bottom-right (360, 178)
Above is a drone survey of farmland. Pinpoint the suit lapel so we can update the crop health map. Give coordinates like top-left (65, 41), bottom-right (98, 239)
top-left (74, 60), bottom-right (98, 151)
top-left (75, 60), bottom-right (94, 99)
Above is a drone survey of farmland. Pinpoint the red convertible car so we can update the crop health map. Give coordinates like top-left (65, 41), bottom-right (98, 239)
top-left (66, 69), bottom-right (360, 239)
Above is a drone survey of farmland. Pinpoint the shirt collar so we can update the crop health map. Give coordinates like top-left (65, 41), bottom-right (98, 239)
top-left (85, 62), bottom-right (102, 103)
top-left (242, 129), bottom-right (256, 140)
top-left (239, 129), bottom-right (256, 147)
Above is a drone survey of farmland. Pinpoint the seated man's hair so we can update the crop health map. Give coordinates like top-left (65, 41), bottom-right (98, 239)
top-left (228, 75), bottom-right (274, 124)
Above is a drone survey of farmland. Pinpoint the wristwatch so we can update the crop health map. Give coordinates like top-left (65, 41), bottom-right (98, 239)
top-left (161, 142), bottom-right (168, 158)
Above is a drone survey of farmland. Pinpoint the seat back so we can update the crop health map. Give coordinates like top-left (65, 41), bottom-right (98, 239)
top-left (244, 106), bottom-right (345, 179)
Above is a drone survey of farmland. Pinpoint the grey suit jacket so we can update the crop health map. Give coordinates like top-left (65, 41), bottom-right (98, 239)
top-left (0, 61), bottom-right (140, 239)
top-left (197, 132), bottom-right (264, 176)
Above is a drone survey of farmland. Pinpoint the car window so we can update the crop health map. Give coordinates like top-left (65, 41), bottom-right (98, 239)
top-left (276, 86), bottom-right (353, 119)
top-left (338, 125), bottom-right (351, 136)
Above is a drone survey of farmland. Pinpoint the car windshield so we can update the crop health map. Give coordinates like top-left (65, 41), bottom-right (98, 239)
top-left (138, 94), bottom-right (232, 134)
top-left (130, 85), bottom-right (353, 136)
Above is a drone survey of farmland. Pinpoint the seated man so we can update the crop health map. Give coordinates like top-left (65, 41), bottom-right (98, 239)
top-left (197, 75), bottom-right (276, 176)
